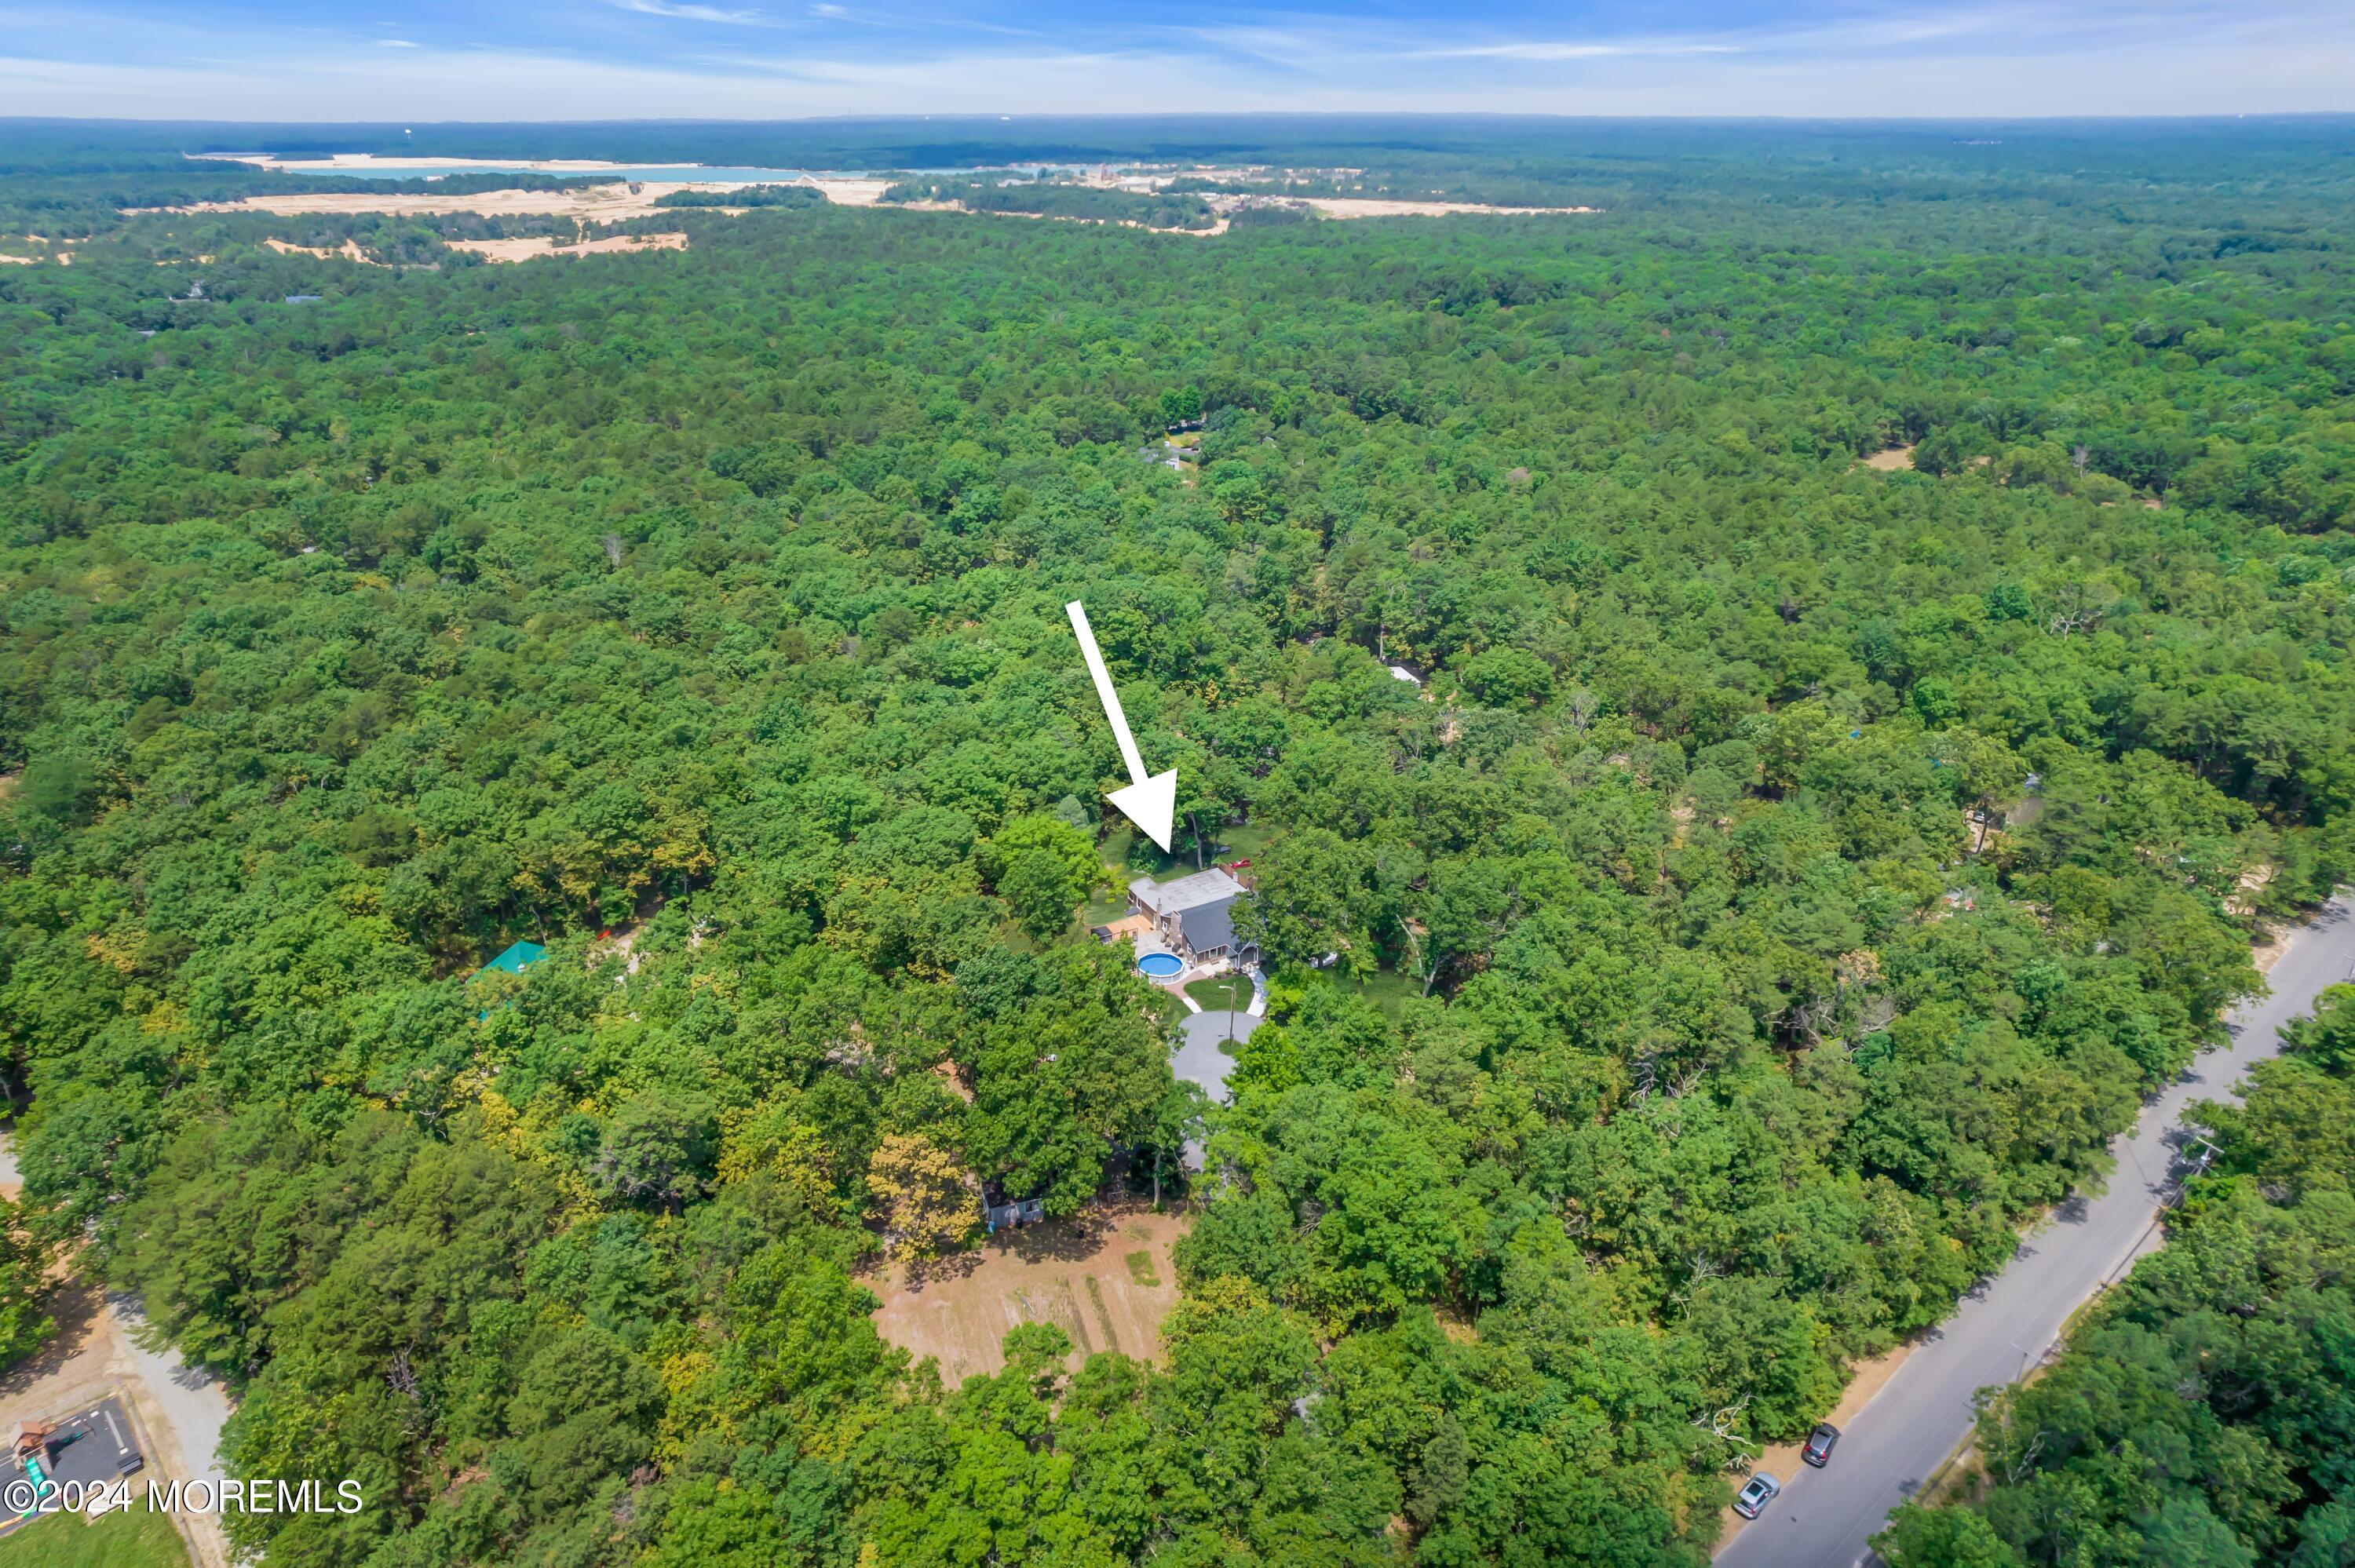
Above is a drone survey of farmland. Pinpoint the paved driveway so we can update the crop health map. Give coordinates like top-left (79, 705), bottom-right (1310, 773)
top-left (1173, 1010), bottom-right (1252, 1104)
top-left (1173, 1011), bottom-right (1254, 1168)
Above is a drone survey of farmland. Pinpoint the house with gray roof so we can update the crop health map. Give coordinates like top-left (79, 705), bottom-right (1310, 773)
top-left (1127, 868), bottom-right (1250, 966)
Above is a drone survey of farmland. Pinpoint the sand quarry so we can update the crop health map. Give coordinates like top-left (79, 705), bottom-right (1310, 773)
top-left (144, 177), bottom-right (890, 224)
top-left (133, 173), bottom-right (1594, 245)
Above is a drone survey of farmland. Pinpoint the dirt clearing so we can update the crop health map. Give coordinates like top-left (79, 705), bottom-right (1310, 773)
top-left (265, 237), bottom-right (378, 264)
top-left (141, 182), bottom-right (723, 222)
top-left (1860, 443), bottom-right (1917, 471)
top-left (871, 1202), bottom-right (1188, 1384)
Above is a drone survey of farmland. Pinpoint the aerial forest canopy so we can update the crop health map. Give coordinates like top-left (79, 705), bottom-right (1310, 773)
top-left (1, 119), bottom-right (2353, 1567)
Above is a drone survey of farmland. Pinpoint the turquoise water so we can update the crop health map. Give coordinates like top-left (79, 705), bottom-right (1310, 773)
top-left (1136, 953), bottom-right (1182, 979)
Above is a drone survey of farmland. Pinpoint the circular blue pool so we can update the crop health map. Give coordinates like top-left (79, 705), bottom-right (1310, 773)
top-left (1136, 952), bottom-right (1183, 979)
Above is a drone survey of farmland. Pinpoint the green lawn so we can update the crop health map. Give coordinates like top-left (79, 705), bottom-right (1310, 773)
top-left (1185, 974), bottom-right (1249, 1012)
top-left (1340, 967), bottom-right (1423, 1017)
top-left (1216, 822), bottom-right (1280, 862)
top-left (0, 1501), bottom-right (189, 1568)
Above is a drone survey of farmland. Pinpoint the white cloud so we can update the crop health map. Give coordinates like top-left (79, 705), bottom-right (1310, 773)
top-left (609, 0), bottom-right (768, 23)
top-left (374, 38), bottom-right (418, 48)
top-left (1420, 40), bottom-right (1742, 60)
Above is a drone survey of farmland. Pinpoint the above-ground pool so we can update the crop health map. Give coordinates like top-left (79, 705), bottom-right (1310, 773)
top-left (1136, 952), bottom-right (1183, 979)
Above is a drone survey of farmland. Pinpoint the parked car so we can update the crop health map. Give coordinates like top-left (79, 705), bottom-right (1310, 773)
top-left (1803, 1423), bottom-right (1840, 1468)
top-left (1733, 1473), bottom-right (1781, 1519)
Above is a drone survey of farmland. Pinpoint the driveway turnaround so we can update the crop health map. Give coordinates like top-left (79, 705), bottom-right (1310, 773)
top-left (1716, 895), bottom-right (2355, 1568)
top-left (1172, 1009), bottom-right (1254, 1168)
top-left (1172, 1009), bottom-right (1252, 1105)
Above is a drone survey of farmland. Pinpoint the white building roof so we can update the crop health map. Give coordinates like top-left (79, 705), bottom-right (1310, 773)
top-left (1129, 867), bottom-right (1245, 914)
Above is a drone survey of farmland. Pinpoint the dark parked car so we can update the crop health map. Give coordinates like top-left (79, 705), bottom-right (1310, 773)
top-left (1733, 1472), bottom-right (1780, 1519)
top-left (1803, 1423), bottom-right (1840, 1468)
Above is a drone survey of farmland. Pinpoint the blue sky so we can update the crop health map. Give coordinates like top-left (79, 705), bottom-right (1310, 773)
top-left (2, 1), bottom-right (2350, 120)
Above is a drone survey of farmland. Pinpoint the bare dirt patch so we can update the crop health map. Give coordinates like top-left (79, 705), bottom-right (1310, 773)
top-left (871, 1202), bottom-right (1188, 1384)
top-left (141, 182), bottom-right (721, 222)
top-left (137, 177), bottom-right (885, 225)
top-left (445, 232), bottom-right (689, 264)
top-left (810, 178), bottom-right (892, 207)
top-left (1860, 443), bottom-right (1917, 471)
top-left (264, 237), bottom-right (378, 264)
top-left (2253, 920), bottom-right (2295, 975)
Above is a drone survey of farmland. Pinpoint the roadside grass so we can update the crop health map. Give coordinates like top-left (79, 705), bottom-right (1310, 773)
top-left (0, 1501), bottom-right (189, 1568)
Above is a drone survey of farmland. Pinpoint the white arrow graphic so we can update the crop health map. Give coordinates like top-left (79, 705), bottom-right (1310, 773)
top-left (1065, 600), bottom-right (1178, 851)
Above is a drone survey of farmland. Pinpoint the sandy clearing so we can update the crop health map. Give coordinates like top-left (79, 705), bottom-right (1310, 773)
top-left (130, 181), bottom-right (1579, 232)
top-left (1298, 197), bottom-right (1601, 220)
top-left (139, 181), bottom-right (727, 221)
top-left (1861, 443), bottom-right (1917, 471)
top-left (871, 1202), bottom-right (1188, 1384)
top-left (265, 236), bottom-right (380, 264)
top-left (812, 178), bottom-right (893, 206)
top-left (447, 231), bottom-right (689, 263)
top-left (137, 175), bottom-right (886, 224)
top-left (0, 253), bottom-right (35, 265)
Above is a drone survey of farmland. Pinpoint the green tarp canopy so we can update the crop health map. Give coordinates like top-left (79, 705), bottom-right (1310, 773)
top-left (476, 940), bottom-right (547, 979)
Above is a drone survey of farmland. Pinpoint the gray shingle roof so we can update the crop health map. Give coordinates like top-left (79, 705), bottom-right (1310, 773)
top-left (1130, 868), bottom-right (1245, 913)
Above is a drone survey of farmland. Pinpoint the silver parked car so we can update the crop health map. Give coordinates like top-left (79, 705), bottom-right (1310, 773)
top-left (1733, 1472), bottom-right (1781, 1519)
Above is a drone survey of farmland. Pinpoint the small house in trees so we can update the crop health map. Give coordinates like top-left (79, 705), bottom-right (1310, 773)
top-left (1126, 869), bottom-right (1249, 965)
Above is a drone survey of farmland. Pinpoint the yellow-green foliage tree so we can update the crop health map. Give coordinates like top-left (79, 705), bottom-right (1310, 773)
top-left (867, 1132), bottom-right (982, 1261)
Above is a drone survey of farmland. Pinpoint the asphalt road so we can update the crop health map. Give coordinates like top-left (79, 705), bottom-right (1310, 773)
top-left (1717, 895), bottom-right (2355, 1568)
